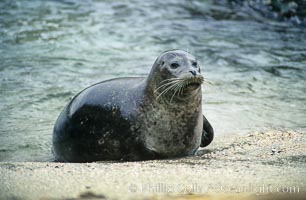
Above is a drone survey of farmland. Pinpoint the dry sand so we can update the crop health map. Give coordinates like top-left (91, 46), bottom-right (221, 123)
top-left (0, 130), bottom-right (305, 200)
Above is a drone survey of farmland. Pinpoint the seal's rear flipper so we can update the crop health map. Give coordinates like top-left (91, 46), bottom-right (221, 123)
top-left (200, 115), bottom-right (214, 147)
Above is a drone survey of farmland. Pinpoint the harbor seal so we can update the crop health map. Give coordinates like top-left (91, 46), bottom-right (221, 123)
top-left (52, 49), bottom-right (214, 162)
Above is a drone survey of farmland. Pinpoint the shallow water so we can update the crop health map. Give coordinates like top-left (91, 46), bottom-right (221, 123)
top-left (0, 0), bottom-right (306, 162)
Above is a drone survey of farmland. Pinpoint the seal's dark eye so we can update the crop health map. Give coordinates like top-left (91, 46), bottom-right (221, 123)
top-left (192, 61), bottom-right (197, 67)
top-left (170, 63), bottom-right (180, 69)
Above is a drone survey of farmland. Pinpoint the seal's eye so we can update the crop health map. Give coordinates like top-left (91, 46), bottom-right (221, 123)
top-left (170, 62), bottom-right (180, 69)
top-left (192, 61), bottom-right (197, 67)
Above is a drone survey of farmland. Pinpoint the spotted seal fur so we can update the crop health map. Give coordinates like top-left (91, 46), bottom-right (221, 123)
top-left (52, 49), bottom-right (214, 162)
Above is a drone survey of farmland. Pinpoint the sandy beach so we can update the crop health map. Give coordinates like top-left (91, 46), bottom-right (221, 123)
top-left (0, 129), bottom-right (305, 200)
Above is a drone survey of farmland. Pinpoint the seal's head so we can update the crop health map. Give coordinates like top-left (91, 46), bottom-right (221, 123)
top-left (143, 50), bottom-right (204, 156)
top-left (148, 50), bottom-right (204, 102)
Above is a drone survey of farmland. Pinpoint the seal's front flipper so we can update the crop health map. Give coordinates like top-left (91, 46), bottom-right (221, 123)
top-left (200, 115), bottom-right (214, 147)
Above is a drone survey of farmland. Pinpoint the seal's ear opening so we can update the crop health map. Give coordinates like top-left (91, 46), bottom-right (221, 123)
top-left (201, 115), bottom-right (214, 147)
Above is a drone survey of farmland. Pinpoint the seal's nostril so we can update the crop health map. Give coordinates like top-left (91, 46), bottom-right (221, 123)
top-left (189, 70), bottom-right (196, 76)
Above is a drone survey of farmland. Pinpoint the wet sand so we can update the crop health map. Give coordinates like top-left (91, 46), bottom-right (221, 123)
top-left (0, 130), bottom-right (305, 200)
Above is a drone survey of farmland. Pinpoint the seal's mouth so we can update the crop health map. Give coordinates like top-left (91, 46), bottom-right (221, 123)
top-left (182, 78), bottom-right (202, 92)
top-left (183, 76), bottom-right (203, 88)
top-left (184, 82), bottom-right (201, 90)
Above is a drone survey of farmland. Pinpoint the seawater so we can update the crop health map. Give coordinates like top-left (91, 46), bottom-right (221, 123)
top-left (0, 0), bottom-right (306, 162)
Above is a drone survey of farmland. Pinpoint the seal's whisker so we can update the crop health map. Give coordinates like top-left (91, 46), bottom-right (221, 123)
top-left (161, 77), bottom-right (182, 83)
top-left (160, 77), bottom-right (182, 84)
top-left (156, 80), bottom-right (183, 100)
top-left (159, 78), bottom-right (181, 86)
top-left (154, 82), bottom-right (181, 96)
top-left (179, 82), bottom-right (185, 95)
top-left (178, 82), bottom-right (185, 95)
top-left (172, 81), bottom-right (185, 102)
top-left (156, 76), bottom-right (204, 100)
top-left (154, 82), bottom-right (177, 92)
top-left (154, 80), bottom-right (181, 93)
top-left (170, 82), bottom-right (183, 103)
top-left (160, 82), bottom-right (181, 96)
top-left (156, 83), bottom-right (177, 100)
top-left (181, 79), bottom-right (191, 92)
